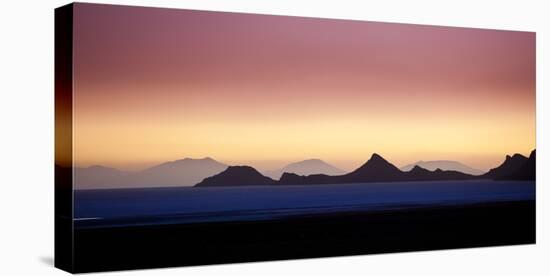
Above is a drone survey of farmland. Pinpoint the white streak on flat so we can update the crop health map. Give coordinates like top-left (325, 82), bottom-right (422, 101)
top-left (74, 217), bottom-right (102, 221)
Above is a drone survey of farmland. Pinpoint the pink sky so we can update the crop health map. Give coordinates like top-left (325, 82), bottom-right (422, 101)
top-left (72, 3), bottom-right (535, 171)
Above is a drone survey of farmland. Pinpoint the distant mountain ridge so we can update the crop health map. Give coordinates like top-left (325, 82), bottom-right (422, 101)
top-left (277, 153), bottom-right (476, 186)
top-left (75, 157), bottom-right (228, 189)
top-left (263, 159), bottom-right (346, 180)
top-left (74, 166), bottom-right (131, 190)
top-left (195, 150), bottom-right (536, 187)
top-left (401, 160), bottom-right (484, 175)
top-left (132, 157), bottom-right (228, 187)
top-left (73, 150), bottom-right (536, 189)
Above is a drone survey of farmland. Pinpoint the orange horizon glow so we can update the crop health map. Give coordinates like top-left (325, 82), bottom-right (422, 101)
top-left (71, 4), bottom-right (535, 172)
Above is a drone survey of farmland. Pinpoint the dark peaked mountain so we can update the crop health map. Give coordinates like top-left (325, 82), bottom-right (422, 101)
top-left (401, 160), bottom-right (484, 175)
top-left (498, 150), bottom-right (536, 180)
top-left (343, 153), bottom-right (405, 182)
top-left (195, 166), bottom-right (276, 187)
top-left (482, 153), bottom-right (528, 179)
top-left (263, 159), bottom-right (346, 180)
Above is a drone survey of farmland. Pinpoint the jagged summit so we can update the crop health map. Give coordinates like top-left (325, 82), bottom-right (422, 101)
top-left (482, 153), bottom-right (528, 179)
top-left (349, 153), bottom-right (402, 179)
top-left (498, 150), bottom-right (535, 180)
top-left (370, 153), bottom-right (383, 159)
top-left (506, 153), bottom-right (525, 160)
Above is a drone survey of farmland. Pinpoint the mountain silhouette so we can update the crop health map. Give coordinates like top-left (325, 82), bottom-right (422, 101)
top-left (278, 153), bottom-right (476, 185)
top-left (279, 154), bottom-right (403, 184)
top-left (278, 153), bottom-right (405, 185)
top-left (133, 157), bottom-right (227, 187)
top-left (401, 160), bottom-right (484, 175)
top-left (263, 159), bottom-right (345, 180)
top-left (497, 150), bottom-right (535, 180)
top-left (75, 157), bottom-right (228, 189)
top-left (195, 166), bottom-right (276, 187)
top-left (481, 153), bottom-right (528, 179)
top-left (77, 151), bottom-right (536, 189)
top-left (75, 165), bottom-right (130, 189)
top-left (405, 166), bottom-right (475, 181)
top-left (342, 153), bottom-right (405, 182)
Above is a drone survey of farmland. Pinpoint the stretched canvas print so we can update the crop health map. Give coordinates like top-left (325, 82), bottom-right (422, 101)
top-left (55, 2), bottom-right (536, 273)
